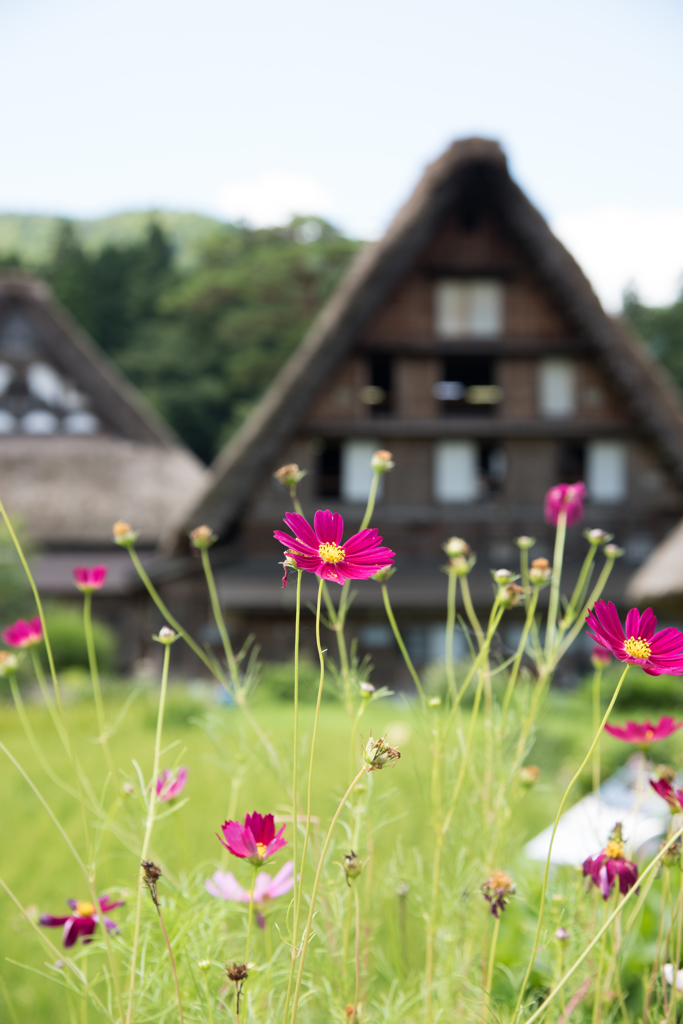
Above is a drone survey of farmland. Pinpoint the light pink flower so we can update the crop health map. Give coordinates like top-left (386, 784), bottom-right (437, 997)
top-left (205, 861), bottom-right (295, 928)
top-left (155, 767), bottom-right (188, 802)
top-left (586, 600), bottom-right (683, 676)
top-left (274, 510), bottom-right (395, 586)
top-left (544, 482), bottom-right (586, 526)
top-left (73, 565), bottom-right (107, 593)
top-left (217, 811), bottom-right (287, 866)
top-left (2, 616), bottom-right (42, 648)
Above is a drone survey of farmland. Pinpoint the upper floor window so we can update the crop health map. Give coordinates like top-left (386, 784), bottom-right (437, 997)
top-left (432, 356), bottom-right (502, 416)
top-left (433, 440), bottom-right (506, 503)
top-left (538, 358), bottom-right (576, 418)
top-left (359, 354), bottom-right (393, 415)
top-left (434, 278), bottom-right (504, 339)
top-left (341, 439), bottom-right (383, 503)
top-left (586, 440), bottom-right (628, 503)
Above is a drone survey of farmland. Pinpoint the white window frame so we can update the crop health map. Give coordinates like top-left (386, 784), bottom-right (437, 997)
top-left (585, 439), bottom-right (628, 503)
top-left (538, 357), bottom-right (577, 418)
top-left (434, 278), bottom-right (504, 339)
top-left (433, 440), bottom-right (479, 503)
top-left (340, 439), bottom-right (383, 503)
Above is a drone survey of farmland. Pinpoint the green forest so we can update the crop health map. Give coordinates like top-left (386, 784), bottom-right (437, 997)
top-left (1, 212), bottom-right (682, 464)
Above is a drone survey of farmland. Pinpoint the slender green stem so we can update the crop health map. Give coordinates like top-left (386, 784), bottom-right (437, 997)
top-left (519, 546), bottom-right (530, 600)
top-left (359, 470), bottom-right (380, 531)
top-left (245, 864), bottom-right (258, 964)
top-left (349, 696), bottom-right (370, 783)
top-left (484, 915), bottom-right (501, 1018)
top-left (290, 768), bottom-right (366, 1024)
top-left (460, 574), bottom-right (483, 647)
top-left (291, 570), bottom-right (302, 926)
top-left (514, 664), bottom-right (630, 1016)
top-left (521, 823), bottom-right (683, 1024)
top-left (200, 548), bottom-right (240, 688)
top-left (444, 571), bottom-right (458, 699)
top-left (592, 901), bottom-right (609, 1024)
top-left (30, 647), bottom-right (68, 750)
top-left (156, 903), bottom-right (184, 1023)
top-left (8, 675), bottom-right (78, 798)
top-left (381, 584), bottom-right (426, 704)
top-left (291, 491), bottom-right (304, 516)
top-left (592, 667), bottom-right (603, 796)
top-left (83, 591), bottom-right (113, 772)
top-left (352, 883), bottom-right (361, 1023)
top-left (500, 587), bottom-right (539, 729)
top-left (544, 509), bottom-right (567, 658)
top-left (282, 578), bottom-right (326, 1024)
top-left (558, 543), bottom-right (598, 635)
top-left (203, 972), bottom-right (215, 1024)
top-left (126, 643), bottom-right (172, 1024)
top-left (323, 581), bottom-right (353, 712)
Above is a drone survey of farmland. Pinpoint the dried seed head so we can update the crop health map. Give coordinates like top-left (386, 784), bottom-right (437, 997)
top-left (344, 851), bottom-right (362, 884)
top-left (273, 463), bottom-right (307, 489)
top-left (362, 731), bottom-right (401, 771)
top-left (371, 449), bottom-right (394, 473)
top-left (189, 524), bottom-right (218, 550)
top-left (112, 521), bottom-right (138, 547)
top-left (226, 962), bottom-right (249, 982)
top-left (141, 860), bottom-right (162, 884)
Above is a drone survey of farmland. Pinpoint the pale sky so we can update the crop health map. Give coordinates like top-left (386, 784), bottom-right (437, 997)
top-left (2, 0), bottom-right (683, 310)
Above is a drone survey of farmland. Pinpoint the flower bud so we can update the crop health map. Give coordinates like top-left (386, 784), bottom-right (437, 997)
top-left (112, 520), bottom-right (138, 547)
top-left (189, 525), bottom-right (217, 550)
top-left (371, 449), bottom-right (394, 473)
top-left (396, 882), bottom-right (409, 898)
top-left (362, 732), bottom-right (401, 771)
top-left (529, 557), bottom-right (552, 584)
top-left (344, 851), bottom-right (362, 884)
top-left (153, 625), bottom-right (179, 645)
top-left (198, 959), bottom-right (212, 972)
top-left (273, 463), bottom-right (307, 489)
top-left (591, 645), bottom-right (611, 669)
top-left (442, 536), bottom-right (470, 558)
top-left (0, 650), bottom-right (19, 676)
top-left (520, 765), bottom-right (540, 787)
top-left (371, 565), bottom-right (396, 583)
top-left (661, 837), bottom-right (682, 869)
top-left (493, 568), bottom-right (514, 583)
top-left (499, 583), bottom-right (524, 609)
top-left (481, 870), bottom-right (515, 917)
top-left (555, 926), bottom-right (569, 941)
top-left (514, 535), bottom-right (536, 550)
top-left (604, 543), bottom-right (624, 560)
top-left (446, 554), bottom-right (476, 577)
top-left (428, 696), bottom-right (442, 708)
top-left (584, 528), bottom-right (613, 546)
top-left (359, 682), bottom-right (376, 695)
top-left (123, 782), bottom-right (135, 795)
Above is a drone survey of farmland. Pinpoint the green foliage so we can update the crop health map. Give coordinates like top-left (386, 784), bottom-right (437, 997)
top-left (0, 520), bottom-right (34, 625)
top-left (6, 213), bottom-right (359, 462)
top-left (256, 657), bottom-right (339, 702)
top-left (623, 286), bottom-right (683, 386)
top-left (40, 602), bottom-right (117, 673)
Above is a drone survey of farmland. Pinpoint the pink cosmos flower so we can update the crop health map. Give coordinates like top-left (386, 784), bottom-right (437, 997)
top-left (40, 895), bottom-right (123, 947)
top-left (583, 834), bottom-right (638, 900)
top-left (205, 860), bottom-right (295, 928)
top-left (155, 766), bottom-right (188, 802)
top-left (605, 717), bottom-right (683, 748)
top-left (650, 776), bottom-right (683, 812)
top-left (218, 811), bottom-right (287, 866)
top-left (73, 565), bottom-right (107, 593)
top-left (586, 601), bottom-right (683, 676)
top-left (544, 482), bottom-right (586, 527)
top-left (2, 616), bottom-right (42, 648)
top-left (274, 510), bottom-right (395, 586)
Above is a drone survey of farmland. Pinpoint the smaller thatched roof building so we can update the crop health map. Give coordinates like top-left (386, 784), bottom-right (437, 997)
top-left (627, 521), bottom-right (683, 614)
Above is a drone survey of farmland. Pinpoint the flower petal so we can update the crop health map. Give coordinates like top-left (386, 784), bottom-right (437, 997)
top-left (313, 509), bottom-right (343, 545)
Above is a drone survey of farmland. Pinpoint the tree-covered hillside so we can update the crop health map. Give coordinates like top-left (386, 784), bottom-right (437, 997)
top-left (1, 216), bottom-right (360, 462)
top-left (622, 287), bottom-right (683, 391)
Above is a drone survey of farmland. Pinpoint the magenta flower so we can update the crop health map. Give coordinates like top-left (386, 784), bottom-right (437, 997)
top-left (591, 645), bottom-right (611, 669)
top-left (586, 601), bottom-right (683, 676)
top-left (650, 776), bottom-right (683, 812)
top-left (73, 565), bottom-right (107, 593)
top-left (40, 895), bottom-right (123, 947)
top-left (205, 860), bottom-right (295, 928)
top-left (2, 616), bottom-right (42, 649)
top-left (218, 811), bottom-right (287, 866)
top-left (583, 835), bottom-right (638, 900)
top-left (544, 482), bottom-right (586, 526)
top-left (605, 717), bottom-right (683, 749)
top-left (274, 510), bottom-right (395, 586)
top-left (155, 766), bottom-right (188, 802)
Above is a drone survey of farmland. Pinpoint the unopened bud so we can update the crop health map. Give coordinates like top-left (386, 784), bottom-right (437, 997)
top-left (584, 528), bottom-right (613, 545)
top-left (604, 543), bottom-right (624, 559)
top-left (112, 520), bottom-right (138, 547)
top-left (198, 959), bottom-right (212, 972)
top-left (0, 651), bottom-right (19, 676)
top-left (428, 696), bottom-right (442, 708)
top-left (371, 449), bottom-right (394, 473)
top-left (514, 535), bottom-right (536, 550)
top-left (123, 782), bottom-right (135, 795)
top-left (396, 882), bottom-right (409, 898)
top-left (555, 926), bottom-right (569, 941)
top-left (591, 645), bottom-right (611, 669)
top-left (359, 682), bottom-right (375, 695)
top-left (446, 554), bottom-right (475, 577)
top-left (493, 568), bottom-right (514, 583)
top-left (189, 525), bottom-right (217, 550)
top-left (529, 557), bottom-right (552, 584)
top-left (443, 536), bottom-right (470, 558)
top-left (362, 732), bottom-right (401, 771)
top-left (661, 837), bottom-right (682, 869)
top-left (658, 765), bottom-right (676, 784)
top-left (153, 626), bottom-right (179, 645)
top-left (371, 565), bottom-right (396, 583)
top-left (499, 583), bottom-right (524, 609)
top-left (520, 765), bottom-right (540, 786)
top-left (344, 851), bottom-right (362, 883)
top-left (273, 463), bottom-right (307, 489)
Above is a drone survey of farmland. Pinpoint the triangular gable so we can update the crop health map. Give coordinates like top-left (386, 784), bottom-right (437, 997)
top-left (180, 137), bottom-right (683, 544)
top-left (0, 272), bottom-right (179, 446)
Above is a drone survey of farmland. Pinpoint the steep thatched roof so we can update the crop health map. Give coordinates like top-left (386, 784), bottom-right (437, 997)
top-left (628, 522), bottom-right (683, 605)
top-left (0, 272), bottom-right (209, 546)
top-left (179, 136), bottom-right (683, 547)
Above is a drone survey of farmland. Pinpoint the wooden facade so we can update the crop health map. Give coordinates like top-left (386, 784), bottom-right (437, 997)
top-left (159, 138), bottom-right (683, 682)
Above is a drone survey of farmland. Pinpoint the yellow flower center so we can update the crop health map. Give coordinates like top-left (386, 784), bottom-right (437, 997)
top-left (624, 636), bottom-right (652, 659)
top-left (256, 842), bottom-right (267, 859)
top-left (604, 840), bottom-right (624, 860)
top-left (318, 542), bottom-right (346, 564)
top-left (76, 901), bottom-right (96, 916)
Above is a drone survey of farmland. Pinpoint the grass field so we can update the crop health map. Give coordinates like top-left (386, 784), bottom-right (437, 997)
top-left (1, 671), bottom-right (682, 1022)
